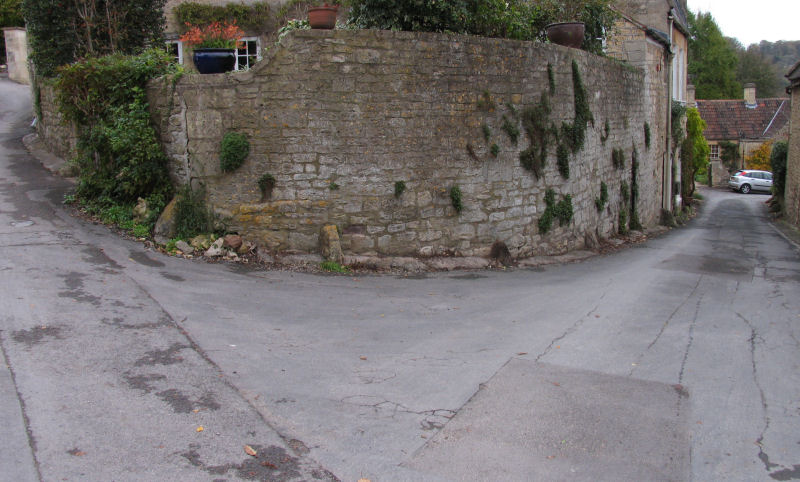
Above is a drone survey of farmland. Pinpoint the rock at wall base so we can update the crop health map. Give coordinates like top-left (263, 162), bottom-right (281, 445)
top-left (320, 224), bottom-right (343, 263)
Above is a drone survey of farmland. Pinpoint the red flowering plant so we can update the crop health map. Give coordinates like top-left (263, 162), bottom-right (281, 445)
top-left (180, 21), bottom-right (245, 49)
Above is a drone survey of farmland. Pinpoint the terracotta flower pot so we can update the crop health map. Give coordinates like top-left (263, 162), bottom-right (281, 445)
top-left (308, 6), bottom-right (338, 29)
top-left (546, 22), bottom-right (585, 49)
top-left (192, 48), bottom-right (236, 74)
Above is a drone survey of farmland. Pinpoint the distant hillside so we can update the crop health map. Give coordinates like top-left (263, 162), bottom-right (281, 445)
top-left (752, 40), bottom-right (800, 85)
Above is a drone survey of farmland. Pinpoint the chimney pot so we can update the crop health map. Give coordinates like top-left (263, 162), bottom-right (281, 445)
top-left (744, 83), bottom-right (757, 108)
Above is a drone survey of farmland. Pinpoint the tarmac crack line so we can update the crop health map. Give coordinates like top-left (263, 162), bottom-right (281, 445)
top-left (629, 275), bottom-right (703, 378)
top-left (0, 329), bottom-right (44, 481)
top-left (674, 290), bottom-right (705, 418)
top-left (534, 295), bottom-right (606, 363)
top-left (736, 312), bottom-right (781, 475)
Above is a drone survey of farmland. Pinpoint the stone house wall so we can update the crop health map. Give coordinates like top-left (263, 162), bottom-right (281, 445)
top-left (147, 29), bottom-right (662, 258)
top-left (3, 27), bottom-right (30, 85)
top-left (786, 84), bottom-right (800, 226)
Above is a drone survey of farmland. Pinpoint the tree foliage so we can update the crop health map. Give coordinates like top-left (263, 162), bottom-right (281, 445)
top-left (745, 140), bottom-right (773, 171)
top-left (55, 49), bottom-right (178, 210)
top-left (688, 11), bottom-right (740, 99)
top-left (770, 141), bottom-right (788, 198)
top-left (0, 0), bottom-right (23, 62)
top-left (733, 42), bottom-right (782, 98)
top-left (680, 108), bottom-right (709, 198)
top-left (22, 0), bottom-right (166, 77)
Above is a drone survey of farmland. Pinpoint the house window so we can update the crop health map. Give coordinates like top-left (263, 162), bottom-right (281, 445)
top-left (165, 40), bottom-right (183, 65)
top-left (710, 144), bottom-right (720, 160)
top-left (235, 37), bottom-right (260, 70)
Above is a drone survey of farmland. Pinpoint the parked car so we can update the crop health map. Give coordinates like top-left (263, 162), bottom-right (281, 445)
top-left (728, 170), bottom-right (773, 194)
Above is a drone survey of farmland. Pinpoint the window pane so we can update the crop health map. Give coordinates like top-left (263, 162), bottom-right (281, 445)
top-left (236, 38), bottom-right (259, 70)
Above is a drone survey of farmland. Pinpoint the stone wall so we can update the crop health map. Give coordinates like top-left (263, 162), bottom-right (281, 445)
top-left (786, 86), bottom-right (800, 226)
top-left (2, 27), bottom-right (30, 85)
top-left (35, 82), bottom-right (79, 161)
top-left (148, 29), bottom-right (662, 258)
top-left (606, 16), bottom-right (669, 210)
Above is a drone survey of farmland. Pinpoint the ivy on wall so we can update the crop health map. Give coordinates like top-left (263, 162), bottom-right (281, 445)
top-left (538, 189), bottom-right (573, 234)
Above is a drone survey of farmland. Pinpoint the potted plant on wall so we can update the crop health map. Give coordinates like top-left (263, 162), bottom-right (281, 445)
top-left (541, 0), bottom-right (587, 49)
top-left (180, 21), bottom-right (245, 74)
top-left (308, 2), bottom-right (339, 29)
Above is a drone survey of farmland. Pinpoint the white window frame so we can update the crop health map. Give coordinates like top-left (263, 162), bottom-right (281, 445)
top-left (165, 40), bottom-right (184, 65)
top-left (235, 37), bottom-right (260, 71)
top-left (710, 144), bottom-right (720, 160)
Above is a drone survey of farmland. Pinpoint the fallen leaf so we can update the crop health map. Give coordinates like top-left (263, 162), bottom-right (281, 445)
top-left (556, 345), bottom-right (561, 349)
top-left (192, 409), bottom-right (200, 413)
top-left (196, 426), bottom-right (204, 432)
top-left (244, 445), bottom-right (257, 457)
top-left (517, 352), bottom-right (528, 356)
top-left (360, 356), bottom-right (367, 360)
top-left (358, 479), bottom-right (371, 482)
top-left (546, 455), bottom-right (556, 460)
top-left (261, 461), bottom-right (277, 468)
top-left (551, 381), bottom-right (560, 386)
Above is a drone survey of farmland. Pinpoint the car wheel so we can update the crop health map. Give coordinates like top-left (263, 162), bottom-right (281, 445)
top-left (740, 184), bottom-right (751, 194)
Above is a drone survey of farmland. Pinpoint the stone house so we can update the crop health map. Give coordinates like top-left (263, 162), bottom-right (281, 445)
top-left (606, 0), bottom-right (691, 211)
top-left (163, 0), bottom-right (286, 73)
top-left (785, 60), bottom-right (800, 226)
top-left (696, 84), bottom-right (790, 185)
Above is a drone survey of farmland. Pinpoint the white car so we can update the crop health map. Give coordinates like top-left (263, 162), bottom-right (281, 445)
top-left (728, 170), bottom-right (773, 194)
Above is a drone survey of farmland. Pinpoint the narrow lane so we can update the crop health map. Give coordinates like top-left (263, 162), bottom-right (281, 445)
top-left (0, 77), bottom-right (334, 481)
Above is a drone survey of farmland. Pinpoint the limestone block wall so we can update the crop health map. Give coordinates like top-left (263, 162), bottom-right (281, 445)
top-left (148, 29), bottom-right (662, 258)
top-left (35, 82), bottom-right (79, 161)
top-left (785, 87), bottom-right (800, 226)
top-left (3, 27), bottom-right (30, 85)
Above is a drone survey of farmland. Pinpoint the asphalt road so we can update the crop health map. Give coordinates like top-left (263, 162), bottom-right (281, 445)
top-left (2, 74), bottom-right (800, 481)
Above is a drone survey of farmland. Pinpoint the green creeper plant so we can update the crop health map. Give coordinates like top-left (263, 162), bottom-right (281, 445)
top-left (220, 132), bottom-right (250, 173)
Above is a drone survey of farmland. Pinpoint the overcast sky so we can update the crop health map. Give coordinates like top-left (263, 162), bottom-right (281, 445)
top-left (687, 0), bottom-right (799, 47)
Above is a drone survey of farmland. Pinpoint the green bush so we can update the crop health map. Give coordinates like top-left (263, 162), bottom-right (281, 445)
top-left (595, 181), bottom-right (608, 212)
top-left (770, 141), bottom-right (788, 197)
top-left (394, 180), bottom-right (406, 198)
top-left (347, 0), bottom-right (616, 48)
top-left (348, 0), bottom-right (470, 33)
top-left (557, 143), bottom-right (570, 179)
top-left (56, 49), bottom-right (177, 126)
top-left (23, 0), bottom-right (166, 77)
top-left (501, 115), bottom-right (519, 145)
top-left (74, 94), bottom-right (173, 208)
top-left (450, 185), bottom-right (463, 213)
top-left (538, 189), bottom-right (572, 234)
top-left (174, 185), bottom-right (212, 239)
top-left (220, 132), bottom-right (250, 173)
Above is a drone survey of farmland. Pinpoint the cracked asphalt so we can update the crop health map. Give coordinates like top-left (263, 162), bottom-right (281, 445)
top-left (2, 74), bottom-right (800, 481)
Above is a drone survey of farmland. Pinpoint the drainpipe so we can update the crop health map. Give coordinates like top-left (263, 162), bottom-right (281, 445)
top-left (664, 11), bottom-right (675, 213)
